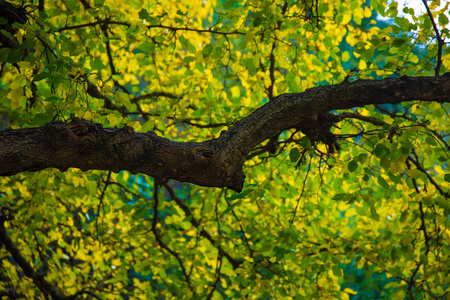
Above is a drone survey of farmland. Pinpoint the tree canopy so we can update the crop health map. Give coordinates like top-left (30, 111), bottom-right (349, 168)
top-left (0, 0), bottom-right (450, 299)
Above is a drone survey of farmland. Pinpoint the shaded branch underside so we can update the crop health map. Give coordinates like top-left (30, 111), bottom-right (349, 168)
top-left (1, 75), bottom-right (450, 192)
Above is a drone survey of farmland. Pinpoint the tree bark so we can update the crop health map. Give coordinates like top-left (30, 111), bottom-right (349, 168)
top-left (1, 75), bottom-right (450, 192)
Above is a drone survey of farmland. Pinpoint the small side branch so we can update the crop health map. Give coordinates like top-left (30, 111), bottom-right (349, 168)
top-left (0, 212), bottom-right (67, 300)
top-left (163, 183), bottom-right (243, 269)
top-left (421, 0), bottom-right (445, 76)
top-left (151, 182), bottom-right (191, 286)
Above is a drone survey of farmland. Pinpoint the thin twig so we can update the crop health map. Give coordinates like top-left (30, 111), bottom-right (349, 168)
top-left (421, 0), bottom-right (444, 76)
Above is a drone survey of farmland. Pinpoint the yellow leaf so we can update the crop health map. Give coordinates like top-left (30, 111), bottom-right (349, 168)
top-left (344, 288), bottom-right (358, 295)
top-left (111, 259), bottom-right (122, 267)
top-left (83, 111), bottom-right (92, 120)
top-left (73, 176), bottom-right (85, 187)
top-left (364, 7), bottom-right (372, 18)
top-left (9, 89), bottom-right (24, 109)
top-left (128, 121), bottom-right (142, 131)
top-left (342, 51), bottom-right (350, 62)
top-left (346, 34), bottom-right (358, 46)
top-left (27, 289), bottom-right (36, 298)
top-left (230, 86), bottom-right (240, 98)
top-left (107, 114), bottom-right (118, 126)
top-left (352, 7), bottom-right (362, 18)
top-left (341, 14), bottom-right (352, 25)
top-left (358, 59), bottom-right (367, 70)
top-left (345, 207), bottom-right (356, 218)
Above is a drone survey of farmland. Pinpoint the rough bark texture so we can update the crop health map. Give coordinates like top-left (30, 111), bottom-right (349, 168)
top-left (1, 75), bottom-right (450, 192)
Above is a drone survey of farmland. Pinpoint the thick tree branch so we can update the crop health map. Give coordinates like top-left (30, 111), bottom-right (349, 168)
top-left (1, 75), bottom-right (450, 192)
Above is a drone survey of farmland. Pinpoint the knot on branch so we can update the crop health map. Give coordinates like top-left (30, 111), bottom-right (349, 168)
top-left (193, 146), bottom-right (214, 159)
top-left (65, 117), bottom-right (99, 153)
top-left (297, 112), bottom-right (340, 153)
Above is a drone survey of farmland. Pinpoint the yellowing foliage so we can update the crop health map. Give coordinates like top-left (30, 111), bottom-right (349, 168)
top-left (0, 0), bottom-right (450, 299)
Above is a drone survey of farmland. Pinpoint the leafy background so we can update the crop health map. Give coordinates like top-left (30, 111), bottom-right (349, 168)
top-left (0, 0), bottom-right (450, 299)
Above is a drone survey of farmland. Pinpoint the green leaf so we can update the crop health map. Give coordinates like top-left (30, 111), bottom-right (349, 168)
top-left (202, 44), bottom-right (213, 57)
top-left (387, 171), bottom-right (402, 185)
top-left (187, 44), bottom-right (196, 54)
top-left (7, 49), bottom-right (22, 64)
top-left (212, 46), bottom-right (223, 58)
top-left (94, 0), bottom-right (105, 6)
top-left (444, 174), bottom-right (450, 182)
top-left (290, 147), bottom-right (300, 163)
top-left (179, 36), bottom-right (189, 49)
top-left (60, 36), bottom-right (77, 52)
top-left (223, 0), bottom-right (236, 8)
top-left (0, 87), bottom-right (8, 100)
top-left (425, 136), bottom-right (437, 146)
top-left (0, 47), bottom-right (11, 62)
top-left (195, 62), bottom-right (204, 72)
top-left (394, 17), bottom-right (410, 31)
top-left (222, 201), bottom-right (240, 215)
top-left (348, 160), bottom-right (358, 172)
top-left (138, 9), bottom-right (149, 20)
top-left (407, 169), bottom-right (421, 179)
top-left (374, 143), bottom-right (389, 157)
top-left (378, 176), bottom-right (389, 189)
top-left (300, 136), bottom-right (311, 149)
top-left (33, 72), bottom-right (51, 82)
top-left (205, 85), bottom-right (214, 99)
top-left (179, 35), bottom-right (196, 54)
top-left (226, 189), bottom-right (254, 201)
top-left (253, 16), bottom-right (263, 27)
top-left (438, 14), bottom-right (449, 26)
top-left (90, 57), bottom-right (105, 71)
top-left (380, 156), bottom-right (391, 170)
top-left (243, 58), bottom-right (256, 74)
top-left (420, 254), bottom-right (428, 265)
top-left (392, 38), bottom-right (406, 47)
top-left (137, 42), bottom-right (155, 52)
top-left (182, 56), bottom-right (196, 64)
top-left (332, 265), bottom-right (342, 277)
top-left (66, 0), bottom-right (78, 11)
top-left (133, 206), bottom-right (148, 219)
top-left (332, 193), bottom-right (348, 201)
top-left (370, 205), bottom-right (380, 220)
top-left (311, 219), bottom-right (324, 241)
